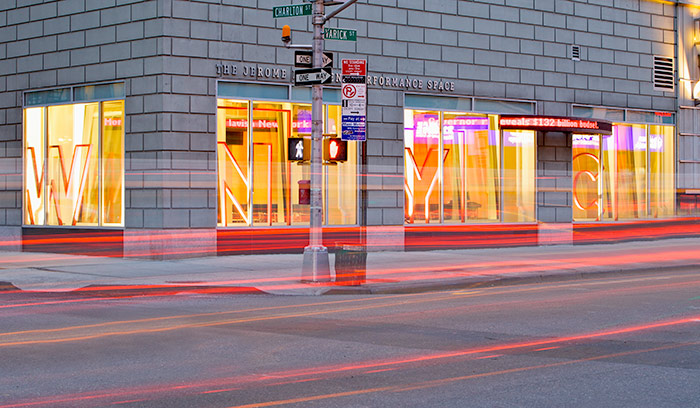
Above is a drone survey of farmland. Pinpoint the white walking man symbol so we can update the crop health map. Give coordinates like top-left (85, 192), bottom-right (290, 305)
top-left (295, 140), bottom-right (304, 159)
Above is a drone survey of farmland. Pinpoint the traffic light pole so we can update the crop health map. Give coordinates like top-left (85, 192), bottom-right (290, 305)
top-left (301, 0), bottom-right (330, 282)
top-left (297, 0), bottom-right (359, 282)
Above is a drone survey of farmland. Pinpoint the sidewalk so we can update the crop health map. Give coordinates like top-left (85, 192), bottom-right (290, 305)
top-left (1, 237), bottom-right (699, 296)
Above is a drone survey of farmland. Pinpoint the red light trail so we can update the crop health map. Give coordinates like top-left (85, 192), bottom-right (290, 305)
top-left (1, 313), bottom-right (697, 408)
top-left (2, 272), bottom-right (700, 407)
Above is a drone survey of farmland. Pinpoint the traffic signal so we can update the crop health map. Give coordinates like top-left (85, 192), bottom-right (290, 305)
top-left (288, 137), bottom-right (309, 162)
top-left (323, 137), bottom-right (347, 163)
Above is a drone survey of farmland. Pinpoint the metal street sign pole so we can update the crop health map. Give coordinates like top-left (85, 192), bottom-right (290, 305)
top-left (301, 0), bottom-right (330, 282)
top-left (287, 0), bottom-right (358, 282)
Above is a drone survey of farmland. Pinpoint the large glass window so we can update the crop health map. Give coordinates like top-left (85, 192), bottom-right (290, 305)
top-left (217, 100), bottom-right (250, 226)
top-left (23, 100), bottom-right (125, 227)
top-left (216, 99), bottom-right (357, 227)
top-left (443, 113), bottom-right (500, 222)
top-left (325, 105), bottom-right (357, 225)
top-left (404, 109), bottom-right (534, 224)
top-left (649, 125), bottom-right (675, 218)
top-left (251, 102), bottom-right (292, 226)
top-left (404, 110), bottom-right (441, 223)
top-left (24, 107), bottom-right (45, 225)
top-left (502, 130), bottom-right (536, 222)
top-left (572, 124), bottom-right (674, 221)
top-left (572, 134), bottom-right (600, 221)
top-left (102, 101), bottom-right (125, 226)
top-left (607, 124), bottom-right (648, 219)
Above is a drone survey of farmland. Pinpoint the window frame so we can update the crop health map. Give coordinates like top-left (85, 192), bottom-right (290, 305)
top-left (572, 123), bottom-right (676, 222)
top-left (402, 107), bottom-right (537, 225)
top-left (215, 88), bottom-right (359, 228)
top-left (22, 82), bottom-right (125, 229)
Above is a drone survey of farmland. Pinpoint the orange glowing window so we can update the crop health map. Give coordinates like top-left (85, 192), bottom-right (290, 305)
top-left (216, 99), bottom-right (357, 227)
top-left (574, 124), bottom-right (675, 222)
top-left (23, 101), bottom-right (124, 227)
top-left (404, 109), bottom-right (531, 224)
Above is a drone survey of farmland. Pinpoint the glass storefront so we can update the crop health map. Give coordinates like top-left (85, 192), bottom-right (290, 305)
top-left (502, 129), bottom-right (536, 222)
top-left (23, 100), bottom-right (125, 227)
top-left (216, 98), bottom-right (357, 227)
top-left (572, 124), bottom-right (675, 221)
top-left (403, 109), bottom-right (536, 224)
top-left (21, 84), bottom-right (677, 232)
top-left (405, 101), bottom-right (676, 225)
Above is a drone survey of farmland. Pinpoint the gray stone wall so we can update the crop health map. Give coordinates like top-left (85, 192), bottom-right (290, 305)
top-left (676, 5), bottom-right (700, 192)
top-left (0, 0), bottom-right (220, 242)
top-left (677, 106), bottom-right (700, 191)
top-left (0, 0), bottom-right (680, 240)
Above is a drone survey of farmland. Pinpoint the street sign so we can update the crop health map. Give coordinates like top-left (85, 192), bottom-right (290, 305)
top-left (322, 52), bottom-right (333, 67)
top-left (341, 59), bottom-right (366, 75)
top-left (340, 115), bottom-right (366, 141)
top-left (342, 83), bottom-right (357, 98)
top-left (324, 27), bottom-right (357, 41)
top-left (294, 51), bottom-right (333, 68)
top-left (303, 0), bottom-right (342, 4)
top-left (341, 59), bottom-right (366, 141)
top-left (341, 84), bottom-right (366, 115)
top-left (294, 67), bottom-right (332, 86)
top-left (273, 4), bottom-right (312, 18)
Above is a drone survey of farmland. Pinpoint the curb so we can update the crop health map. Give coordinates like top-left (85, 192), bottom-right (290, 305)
top-left (2, 263), bottom-right (698, 297)
top-left (0, 281), bottom-right (20, 292)
top-left (69, 284), bottom-right (266, 297)
top-left (323, 262), bottom-right (700, 295)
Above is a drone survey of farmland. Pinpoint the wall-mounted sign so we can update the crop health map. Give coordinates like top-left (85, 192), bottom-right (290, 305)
top-left (214, 63), bottom-right (456, 93)
top-left (498, 116), bottom-right (613, 135)
top-left (216, 63), bottom-right (288, 80)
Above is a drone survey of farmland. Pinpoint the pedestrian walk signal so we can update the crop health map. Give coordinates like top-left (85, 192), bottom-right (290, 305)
top-left (288, 137), bottom-right (309, 162)
top-left (323, 138), bottom-right (347, 163)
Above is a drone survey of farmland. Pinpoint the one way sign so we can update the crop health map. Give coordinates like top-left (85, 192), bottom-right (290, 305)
top-left (294, 51), bottom-right (333, 68)
top-left (294, 67), bottom-right (332, 85)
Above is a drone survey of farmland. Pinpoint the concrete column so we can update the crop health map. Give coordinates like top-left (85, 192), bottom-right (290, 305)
top-left (537, 131), bottom-right (573, 245)
top-left (122, 73), bottom-right (218, 260)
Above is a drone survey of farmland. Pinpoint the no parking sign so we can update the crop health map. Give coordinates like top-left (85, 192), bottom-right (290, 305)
top-left (341, 59), bottom-right (366, 141)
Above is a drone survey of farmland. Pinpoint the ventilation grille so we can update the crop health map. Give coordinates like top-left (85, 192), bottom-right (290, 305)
top-left (653, 56), bottom-right (674, 92)
top-left (571, 45), bottom-right (581, 61)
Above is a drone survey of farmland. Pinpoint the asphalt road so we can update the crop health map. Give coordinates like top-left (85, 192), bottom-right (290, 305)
top-left (1, 268), bottom-right (700, 407)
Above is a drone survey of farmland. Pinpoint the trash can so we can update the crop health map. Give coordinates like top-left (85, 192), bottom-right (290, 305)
top-left (334, 244), bottom-right (366, 285)
top-left (298, 179), bottom-right (310, 205)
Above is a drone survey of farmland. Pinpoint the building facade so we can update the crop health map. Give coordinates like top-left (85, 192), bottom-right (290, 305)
top-left (1, 0), bottom-right (699, 259)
